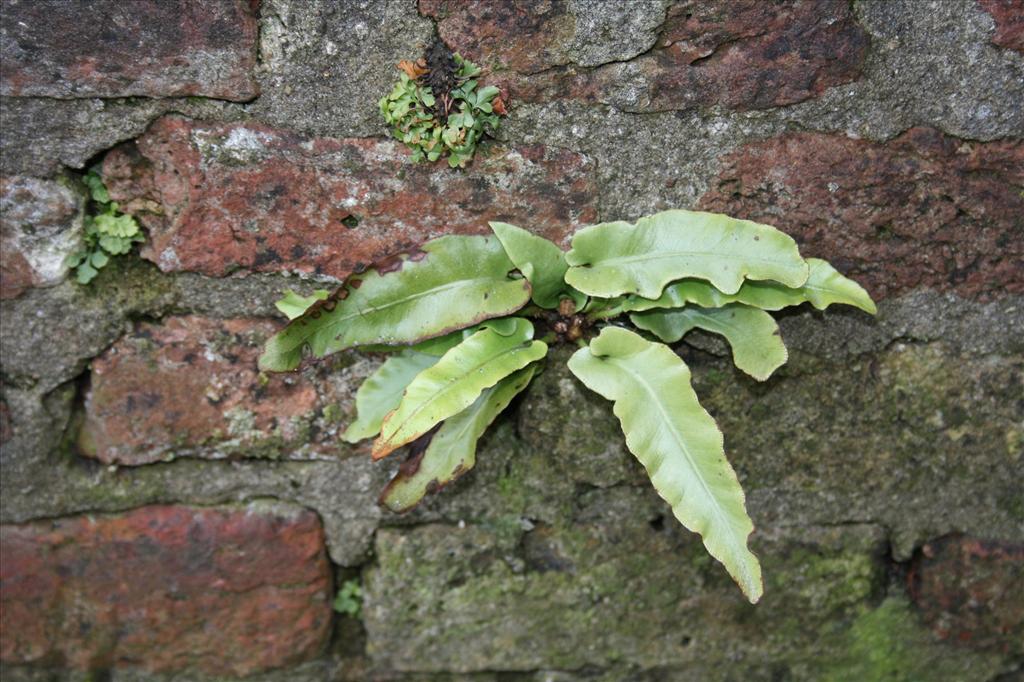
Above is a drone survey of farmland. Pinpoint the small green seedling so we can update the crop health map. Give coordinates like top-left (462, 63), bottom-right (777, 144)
top-left (261, 210), bottom-right (876, 603)
top-left (67, 170), bottom-right (144, 284)
top-left (333, 579), bottom-right (363, 618)
top-left (379, 46), bottom-right (505, 168)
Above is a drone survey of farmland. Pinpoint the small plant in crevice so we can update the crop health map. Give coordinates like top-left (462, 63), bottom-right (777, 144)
top-left (261, 210), bottom-right (876, 603)
top-left (333, 579), bottom-right (363, 618)
top-left (67, 169), bottom-right (144, 284)
top-left (379, 42), bottom-right (506, 168)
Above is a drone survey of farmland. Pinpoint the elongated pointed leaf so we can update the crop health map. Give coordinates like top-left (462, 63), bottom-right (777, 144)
top-left (567, 327), bottom-right (763, 602)
top-left (342, 351), bottom-right (440, 443)
top-left (622, 258), bottom-right (876, 315)
top-left (259, 235), bottom-right (531, 372)
top-left (565, 209), bottom-right (808, 298)
top-left (360, 317), bottom-right (523, 356)
top-left (490, 221), bottom-right (579, 309)
top-left (380, 364), bottom-right (538, 512)
top-left (275, 289), bottom-right (330, 320)
top-left (349, 326), bottom-right (523, 442)
top-left (631, 304), bottom-right (788, 381)
top-left (789, 258), bottom-right (876, 313)
top-left (373, 318), bottom-right (547, 459)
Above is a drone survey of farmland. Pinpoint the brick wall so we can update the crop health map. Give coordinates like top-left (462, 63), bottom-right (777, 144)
top-left (1, 1), bottom-right (1022, 680)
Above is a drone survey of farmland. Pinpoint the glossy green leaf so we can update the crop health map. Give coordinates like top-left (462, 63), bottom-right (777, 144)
top-left (631, 304), bottom-right (788, 381)
top-left (373, 318), bottom-right (547, 459)
top-left (489, 221), bottom-right (575, 309)
top-left (567, 327), bottom-right (763, 602)
top-left (622, 258), bottom-right (876, 315)
top-left (342, 351), bottom-right (440, 443)
top-left (258, 235), bottom-right (531, 372)
top-left (380, 364), bottom-right (538, 512)
top-left (275, 289), bottom-right (330, 320)
top-left (565, 209), bottom-right (808, 299)
top-left (344, 319), bottom-right (524, 438)
top-left (786, 258), bottom-right (876, 313)
top-left (402, 332), bottom-right (465, 357)
top-left (356, 317), bottom-right (521, 356)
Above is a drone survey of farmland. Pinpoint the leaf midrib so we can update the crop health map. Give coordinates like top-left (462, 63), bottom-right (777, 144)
top-left (428, 386), bottom-right (498, 466)
top-left (399, 373), bottom-right (524, 493)
top-left (351, 354), bottom-right (437, 434)
top-left (607, 352), bottom-right (740, 552)
top-left (686, 309), bottom-right (750, 338)
top-left (802, 281), bottom-right (844, 296)
top-left (335, 277), bottom-right (518, 334)
top-left (575, 250), bottom-right (802, 270)
top-left (381, 339), bottom-right (536, 446)
top-left (283, 276), bottom-right (522, 351)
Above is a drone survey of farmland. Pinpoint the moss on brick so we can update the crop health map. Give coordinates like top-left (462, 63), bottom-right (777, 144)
top-left (820, 597), bottom-right (1005, 682)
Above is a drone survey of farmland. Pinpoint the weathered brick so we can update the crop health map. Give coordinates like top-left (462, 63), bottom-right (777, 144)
top-left (697, 128), bottom-right (1024, 301)
top-left (0, 0), bottom-right (259, 100)
top-left (79, 315), bottom-right (360, 465)
top-left (0, 503), bottom-right (332, 676)
top-left (979, 0), bottom-right (1024, 53)
top-left (424, 0), bottom-right (868, 112)
top-left (0, 399), bottom-right (11, 445)
top-left (421, 0), bottom-right (578, 74)
top-left (365, 514), bottom-right (889, 672)
top-left (909, 535), bottom-right (1024, 655)
top-left (0, 176), bottom-right (83, 300)
top-left (102, 116), bottom-right (597, 278)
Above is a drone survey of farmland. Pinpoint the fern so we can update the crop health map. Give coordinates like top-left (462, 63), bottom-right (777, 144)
top-left (379, 50), bottom-right (505, 168)
top-left (66, 169), bottom-right (144, 284)
top-left (262, 209), bottom-right (875, 602)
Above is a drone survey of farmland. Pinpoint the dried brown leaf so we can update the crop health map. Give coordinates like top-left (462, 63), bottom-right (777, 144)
top-left (397, 59), bottom-right (428, 79)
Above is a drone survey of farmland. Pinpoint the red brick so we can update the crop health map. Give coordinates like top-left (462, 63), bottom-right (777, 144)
top-left (0, 249), bottom-right (35, 301)
top-left (420, 0), bottom-right (577, 74)
top-left (697, 128), bottom-right (1024, 301)
top-left (0, 400), bottom-right (11, 445)
top-left (102, 117), bottom-right (598, 278)
top-left (79, 315), bottom-right (354, 465)
top-left (909, 535), bottom-right (1024, 655)
top-left (424, 0), bottom-right (868, 111)
top-left (0, 504), bottom-right (332, 676)
top-left (979, 0), bottom-right (1024, 53)
top-left (0, 176), bottom-right (83, 300)
top-left (0, 0), bottom-right (258, 100)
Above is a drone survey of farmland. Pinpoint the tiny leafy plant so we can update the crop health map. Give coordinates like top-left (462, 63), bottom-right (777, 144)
top-left (379, 44), bottom-right (505, 168)
top-left (333, 579), bottom-right (363, 618)
top-left (67, 170), bottom-right (144, 284)
top-left (261, 210), bottom-right (876, 603)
